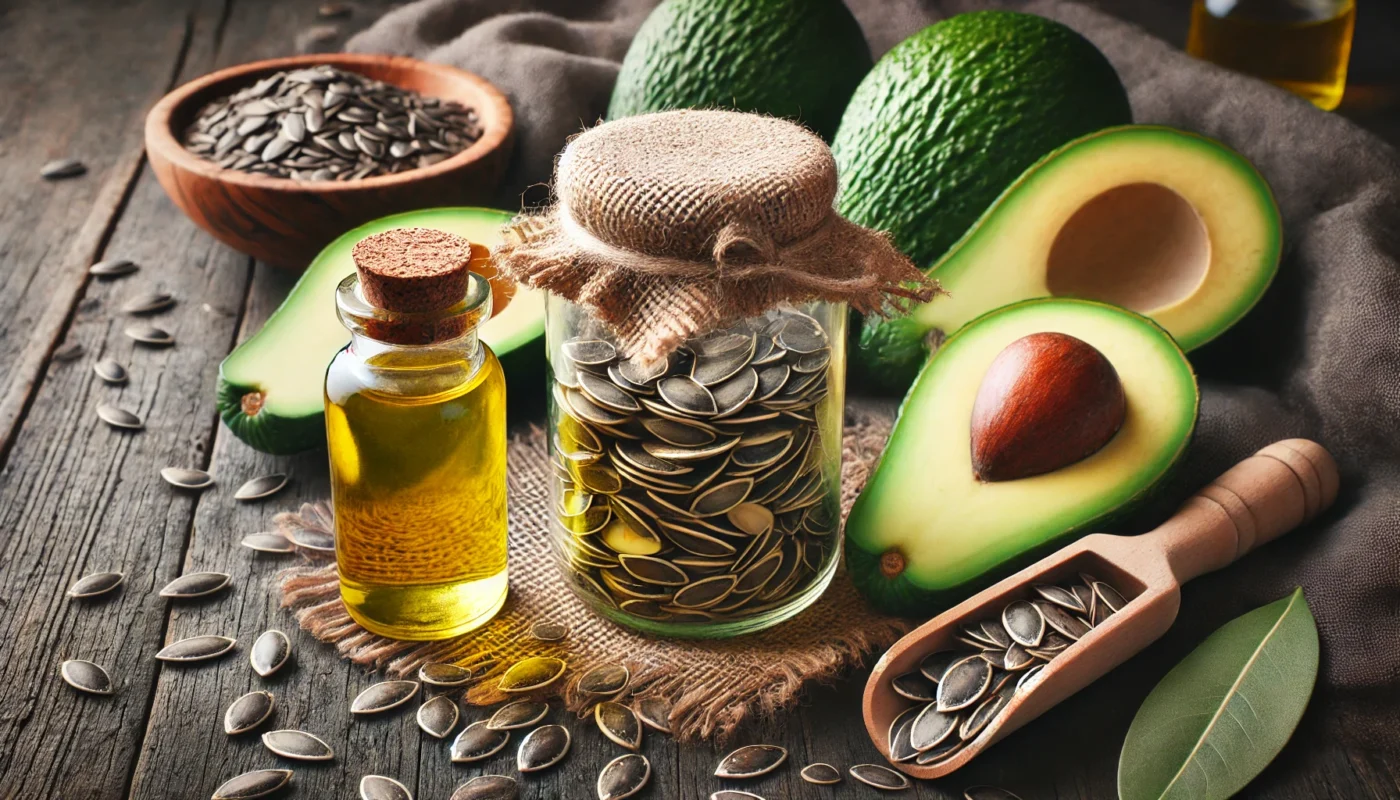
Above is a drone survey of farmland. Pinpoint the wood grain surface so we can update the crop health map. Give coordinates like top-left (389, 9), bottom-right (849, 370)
top-left (0, 0), bottom-right (1398, 798)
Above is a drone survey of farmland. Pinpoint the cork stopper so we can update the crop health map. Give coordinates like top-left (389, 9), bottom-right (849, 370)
top-left (349, 227), bottom-right (486, 345)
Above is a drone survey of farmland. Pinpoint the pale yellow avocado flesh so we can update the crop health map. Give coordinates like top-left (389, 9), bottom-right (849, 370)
top-left (851, 299), bottom-right (1197, 591)
top-left (915, 126), bottom-right (1281, 352)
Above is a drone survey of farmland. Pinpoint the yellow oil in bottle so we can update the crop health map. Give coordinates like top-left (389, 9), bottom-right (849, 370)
top-left (325, 343), bottom-right (508, 640)
top-left (1187, 0), bottom-right (1355, 110)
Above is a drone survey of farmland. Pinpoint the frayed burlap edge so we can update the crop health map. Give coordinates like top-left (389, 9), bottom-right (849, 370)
top-left (271, 404), bottom-right (910, 742)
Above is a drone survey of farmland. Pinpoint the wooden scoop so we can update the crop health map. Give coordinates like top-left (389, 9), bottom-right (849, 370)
top-left (862, 439), bottom-right (1339, 779)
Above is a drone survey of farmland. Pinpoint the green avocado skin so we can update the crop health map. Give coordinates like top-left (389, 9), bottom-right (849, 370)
top-left (607, 0), bottom-right (872, 140)
top-left (835, 11), bottom-right (1131, 394)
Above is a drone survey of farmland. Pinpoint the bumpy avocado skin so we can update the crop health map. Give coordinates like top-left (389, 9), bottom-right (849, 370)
top-left (607, 0), bottom-right (872, 140)
top-left (835, 11), bottom-right (1131, 393)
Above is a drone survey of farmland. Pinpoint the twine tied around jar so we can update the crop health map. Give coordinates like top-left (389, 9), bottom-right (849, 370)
top-left (494, 110), bottom-right (941, 361)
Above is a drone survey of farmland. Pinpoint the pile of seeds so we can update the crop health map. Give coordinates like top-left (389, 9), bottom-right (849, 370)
top-left (548, 307), bottom-right (839, 626)
top-left (885, 574), bottom-right (1129, 768)
top-left (183, 64), bottom-right (483, 181)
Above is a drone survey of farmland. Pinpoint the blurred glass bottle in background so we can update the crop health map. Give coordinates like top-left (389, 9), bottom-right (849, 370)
top-left (1188, 0), bottom-right (1356, 110)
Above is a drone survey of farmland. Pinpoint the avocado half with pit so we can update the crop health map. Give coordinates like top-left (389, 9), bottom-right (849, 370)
top-left (218, 207), bottom-right (545, 455)
top-left (856, 125), bottom-right (1281, 394)
top-left (845, 298), bottom-right (1198, 617)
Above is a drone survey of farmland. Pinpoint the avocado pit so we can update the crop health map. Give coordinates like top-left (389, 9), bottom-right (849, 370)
top-left (970, 332), bottom-right (1125, 482)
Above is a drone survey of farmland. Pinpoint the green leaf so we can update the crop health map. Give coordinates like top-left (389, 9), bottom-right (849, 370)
top-left (1118, 587), bottom-right (1318, 800)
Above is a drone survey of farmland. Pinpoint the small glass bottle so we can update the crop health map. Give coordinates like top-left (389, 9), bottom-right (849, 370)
top-left (324, 228), bottom-right (508, 641)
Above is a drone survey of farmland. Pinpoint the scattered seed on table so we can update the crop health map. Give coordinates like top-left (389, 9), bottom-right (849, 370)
top-left (449, 775), bottom-right (517, 800)
top-left (577, 663), bottom-right (629, 697)
top-left (68, 571), bottom-right (124, 599)
top-left (800, 762), bottom-right (842, 785)
top-left (241, 532), bottom-right (295, 554)
top-left (634, 697), bottom-right (672, 734)
top-left (419, 662), bottom-right (475, 687)
top-left (250, 630), bottom-right (291, 677)
top-left (156, 634), bottom-right (237, 662)
top-left (124, 324), bottom-right (175, 346)
top-left (235, 473), bottom-right (288, 501)
top-left (289, 526), bottom-right (334, 552)
top-left (517, 724), bottom-right (571, 772)
top-left (93, 358), bottom-right (129, 384)
top-left (417, 694), bottom-right (459, 739)
top-left (262, 729), bottom-right (334, 761)
top-left (850, 763), bottom-right (911, 791)
top-left (487, 699), bottom-right (548, 731)
top-left (351, 680), bottom-right (419, 714)
top-left (710, 792), bottom-right (765, 800)
top-left (451, 721), bottom-right (510, 763)
top-left (41, 158), bottom-right (86, 179)
top-left (224, 690), bottom-right (275, 735)
top-left (96, 404), bottom-right (143, 431)
top-left (53, 342), bottom-right (84, 362)
top-left (59, 659), bottom-right (113, 695)
top-left (595, 701), bottom-right (642, 751)
top-left (964, 787), bottom-right (1024, 800)
top-left (529, 620), bottom-right (568, 642)
top-left (121, 291), bottom-right (175, 315)
top-left (360, 774), bottom-right (412, 800)
top-left (159, 571), bottom-right (230, 598)
top-left (90, 258), bottom-right (139, 278)
top-left (596, 753), bottom-right (650, 800)
top-left (160, 467), bottom-right (214, 491)
top-left (318, 1), bottom-right (351, 17)
top-left (212, 768), bottom-right (293, 799)
top-left (715, 744), bottom-right (787, 779)
top-left (497, 656), bottom-right (566, 693)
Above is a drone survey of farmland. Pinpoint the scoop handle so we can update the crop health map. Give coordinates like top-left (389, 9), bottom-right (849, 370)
top-left (1153, 439), bottom-right (1339, 584)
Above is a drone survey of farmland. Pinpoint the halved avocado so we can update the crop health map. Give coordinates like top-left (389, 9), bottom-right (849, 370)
top-left (857, 125), bottom-right (1281, 394)
top-left (218, 207), bottom-right (545, 455)
top-left (845, 298), bottom-right (1198, 617)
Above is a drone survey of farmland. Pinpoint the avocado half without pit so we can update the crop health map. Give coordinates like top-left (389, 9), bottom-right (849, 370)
top-left (217, 207), bottom-right (546, 455)
top-left (857, 125), bottom-right (1281, 394)
top-left (845, 298), bottom-right (1198, 617)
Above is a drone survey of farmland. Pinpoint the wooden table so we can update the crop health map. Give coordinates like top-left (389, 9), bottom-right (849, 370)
top-left (2, 0), bottom-right (1398, 798)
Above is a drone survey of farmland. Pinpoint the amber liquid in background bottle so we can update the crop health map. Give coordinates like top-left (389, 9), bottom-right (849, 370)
top-left (1187, 0), bottom-right (1355, 110)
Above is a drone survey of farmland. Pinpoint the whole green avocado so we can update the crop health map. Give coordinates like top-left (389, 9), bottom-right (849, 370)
top-left (834, 11), bottom-right (1132, 394)
top-left (607, 0), bottom-right (872, 141)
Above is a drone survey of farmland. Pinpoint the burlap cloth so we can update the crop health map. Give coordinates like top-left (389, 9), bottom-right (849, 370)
top-left (341, 0), bottom-right (1400, 750)
top-left (275, 405), bottom-right (909, 741)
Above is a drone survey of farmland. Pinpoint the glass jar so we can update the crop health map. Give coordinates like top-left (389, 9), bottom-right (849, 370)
top-left (545, 295), bottom-right (847, 637)
top-left (325, 269), bottom-right (508, 641)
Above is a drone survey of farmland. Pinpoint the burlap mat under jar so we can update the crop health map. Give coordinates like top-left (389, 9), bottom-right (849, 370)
top-left (272, 403), bottom-right (910, 742)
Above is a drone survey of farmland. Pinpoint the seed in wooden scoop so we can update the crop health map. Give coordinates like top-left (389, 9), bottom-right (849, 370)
top-left (59, 659), bottom-right (113, 695)
top-left (726, 503), bottom-right (774, 537)
top-left (1033, 583), bottom-right (1087, 613)
top-left (597, 753), bottom-right (650, 800)
top-left (96, 404), bottom-right (143, 431)
top-left (249, 630), bottom-right (291, 677)
top-left (487, 699), bottom-right (548, 731)
top-left (891, 671), bottom-right (937, 702)
top-left (577, 664), bottom-right (629, 697)
top-left (964, 787), bottom-right (1024, 800)
top-left (595, 701), bottom-right (642, 750)
top-left (235, 473), bottom-right (288, 501)
top-left (90, 258), bottom-right (139, 278)
top-left (909, 702), bottom-right (959, 751)
top-left (916, 736), bottom-right (964, 766)
top-left (449, 775), bottom-right (518, 800)
top-left (122, 291), bottom-right (176, 315)
top-left (498, 656), bottom-right (566, 693)
top-left (517, 724), bottom-right (571, 772)
top-left (970, 332), bottom-right (1125, 482)
top-left (618, 554), bottom-right (688, 587)
top-left (156, 634), bottom-right (236, 662)
top-left (530, 620), bottom-right (569, 642)
top-left (417, 695), bottom-right (459, 739)
top-left (212, 768), bottom-right (293, 800)
top-left (1035, 600), bottom-right (1092, 641)
top-left (159, 571), bottom-right (230, 598)
top-left (352, 680), bottom-right (419, 714)
top-left (124, 323), bottom-right (175, 346)
top-left (93, 358), bottom-right (129, 385)
top-left (887, 705), bottom-right (920, 763)
top-left (419, 662), bottom-right (475, 687)
top-left (800, 763), bottom-right (842, 785)
top-left (1094, 580), bottom-right (1128, 613)
top-left (359, 775), bottom-right (411, 800)
top-left (1002, 642), bottom-right (1035, 671)
top-left (68, 571), bottom-right (124, 599)
top-left (452, 721), bottom-right (510, 763)
top-left (1002, 600), bottom-right (1045, 647)
top-left (634, 697), bottom-right (672, 734)
top-left (262, 729), bottom-right (333, 761)
top-left (241, 532), bottom-right (294, 554)
top-left (849, 763), bottom-right (910, 791)
top-left (1016, 663), bottom-right (1047, 693)
top-left (959, 692), bottom-right (1011, 741)
top-left (936, 655), bottom-right (992, 712)
top-left (980, 619), bottom-right (1012, 648)
top-left (563, 339), bottom-right (616, 366)
top-left (715, 744), bottom-right (787, 779)
top-left (224, 690), bottom-right (275, 735)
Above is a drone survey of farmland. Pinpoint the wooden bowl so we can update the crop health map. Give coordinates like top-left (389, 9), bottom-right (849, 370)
top-left (145, 54), bottom-right (514, 269)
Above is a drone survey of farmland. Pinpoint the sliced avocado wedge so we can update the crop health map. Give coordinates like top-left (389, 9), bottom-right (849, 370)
top-left (857, 125), bottom-right (1280, 394)
top-left (845, 298), bottom-right (1198, 617)
top-left (218, 207), bottom-right (544, 455)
